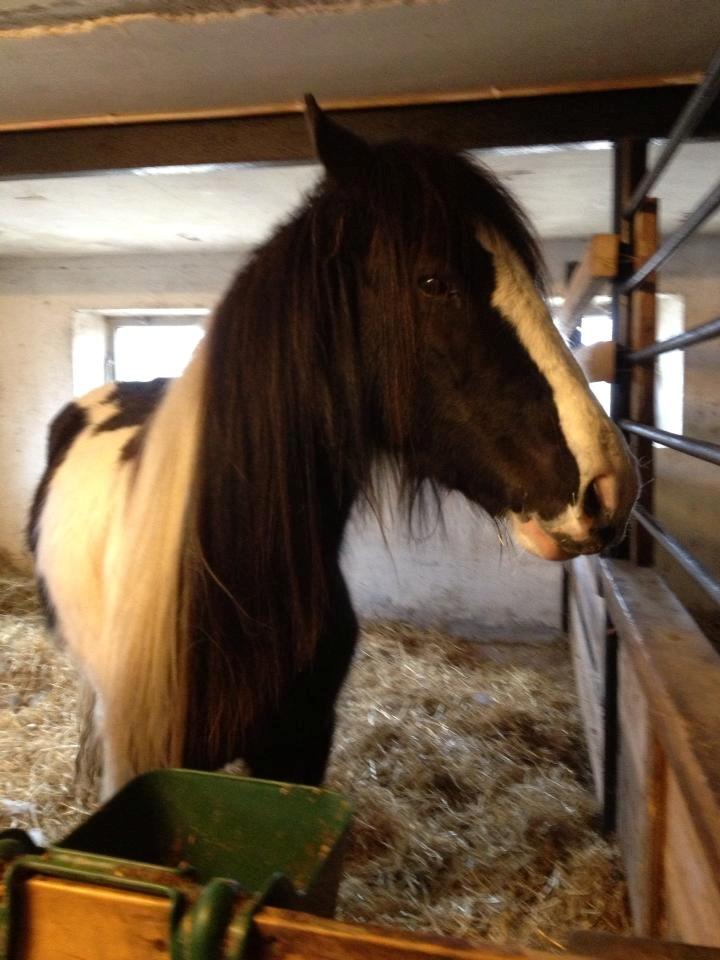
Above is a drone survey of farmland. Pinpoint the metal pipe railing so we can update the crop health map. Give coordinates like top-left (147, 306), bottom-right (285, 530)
top-left (620, 178), bottom-right (720, 294)
top-left (619, 419), bottom-right (720, 467)
top-left (633, 504), bottom-right (720, 607)
top-left (624, 43), bottom-right (720, 218)
top-left (626, 315), bottom-right (720, 362)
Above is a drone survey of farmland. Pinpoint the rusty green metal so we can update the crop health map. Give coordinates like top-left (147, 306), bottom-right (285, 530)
top-left (0, 770), bottom-right (352, 960)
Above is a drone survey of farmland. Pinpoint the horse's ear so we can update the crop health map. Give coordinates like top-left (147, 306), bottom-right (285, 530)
top-left (304, 94), bottom-right (371, 182)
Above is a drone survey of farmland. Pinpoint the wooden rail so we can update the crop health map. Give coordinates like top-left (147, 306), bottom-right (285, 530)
top-left (15, 872), bottom-right (720, 958)
top-left (579, 560), bottom-right (720, 945)
top-left (7, 875), bottom-right (633, 960)
top-left (558, 234), bottom-right (619, 335)
top-left (12, 873), bottom-right (720, 960)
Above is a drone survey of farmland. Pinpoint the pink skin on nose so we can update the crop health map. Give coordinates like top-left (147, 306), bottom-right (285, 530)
top-left (515, 472), bottom-right (624, 562)
top-left (515, 515), bottom-right (570, 561)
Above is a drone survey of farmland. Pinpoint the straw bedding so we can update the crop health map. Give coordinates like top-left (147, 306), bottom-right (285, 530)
top-left (0, 556), bottom-right (629, 949)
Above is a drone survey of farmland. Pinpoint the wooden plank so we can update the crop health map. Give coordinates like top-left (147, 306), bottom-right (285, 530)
top-left (1, 85), bottom-right (719, 179)
top-left (251, 907), bottom-right (589, 960)
top-left (16, 875), bottom-right (171, 960)
top-left (663, 772), bottom-right (720, 947)
top-left (570, 555), bottom-right (607, 673)
top-left (568, 554), bottom-right (620, 823)
top-left (569, 592), bottom-right (605, 800)
top-left (600, 560), bottom-right (720, 885)
top-left (569, 930), bottom-right (720, 958)
top-left (616, 645), bottom-right (666, 936)
top-left (627, 200), bottom-right (658, 566)
top-left (13, 877), bottom-right (595, 960)
top-left (618, 643), bottom-right (651, 776)
top-left (558, 234), bottom-right (619, 334)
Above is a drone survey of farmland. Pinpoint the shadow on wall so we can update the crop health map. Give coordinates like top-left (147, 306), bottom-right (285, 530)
top-left (342, 481), bottom-right (564, 642)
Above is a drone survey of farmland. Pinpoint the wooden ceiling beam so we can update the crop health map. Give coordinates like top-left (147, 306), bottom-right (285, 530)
top-left (0, 85), bottom-right (718, 180)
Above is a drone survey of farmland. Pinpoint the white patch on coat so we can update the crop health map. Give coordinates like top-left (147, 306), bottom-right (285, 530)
top-left (36, 346), bottom-right (207, 797)
top-left (477, 226), bottom-right (635, 539)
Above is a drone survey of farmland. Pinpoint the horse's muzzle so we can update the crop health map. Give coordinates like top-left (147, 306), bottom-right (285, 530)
top-left (510, 469), bottom-right (638, 562)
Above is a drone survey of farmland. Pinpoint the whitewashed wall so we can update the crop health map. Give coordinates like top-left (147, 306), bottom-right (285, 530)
top-left (0, 251), bottom-right (241, 565)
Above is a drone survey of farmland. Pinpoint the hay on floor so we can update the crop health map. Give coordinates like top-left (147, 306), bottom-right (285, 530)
top-left (0, 556), bottom-right (86, 842)
top-left (327, 624), bottom-right (629, 946)
top-left (0, 558), bottom-right (629, 949)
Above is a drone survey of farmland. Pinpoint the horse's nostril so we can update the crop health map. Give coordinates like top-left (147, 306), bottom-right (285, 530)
top-left (596, 524), bottom-right (617, 547)
top-left (582, 473), bottom-right (619, 520)
top-left (582, 480), bottom-right (603, 519)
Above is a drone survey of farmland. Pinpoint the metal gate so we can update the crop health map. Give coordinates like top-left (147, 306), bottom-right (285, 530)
top-left (567, 45), bottom-right (720, 945)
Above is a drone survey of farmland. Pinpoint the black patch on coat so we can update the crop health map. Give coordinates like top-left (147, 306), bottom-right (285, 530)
top-left (120, 429), bottom-right (145, 463)
top-left (94, 379), bottom-right (169, 464)
top-left (27, 401), bottom-right (88, 555)
top-left (95, 378), bottom-right (169, 434)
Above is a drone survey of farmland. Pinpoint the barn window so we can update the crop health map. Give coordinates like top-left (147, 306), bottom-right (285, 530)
top-left (72, 308), bottom-right (209, 395)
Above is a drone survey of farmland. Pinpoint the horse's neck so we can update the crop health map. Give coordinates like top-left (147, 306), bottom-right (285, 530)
top-left (313, 454), bottom-right (361, 558)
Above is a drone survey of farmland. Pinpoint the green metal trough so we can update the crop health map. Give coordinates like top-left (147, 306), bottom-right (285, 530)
top-left (0, 770), bottom-right (353, 960)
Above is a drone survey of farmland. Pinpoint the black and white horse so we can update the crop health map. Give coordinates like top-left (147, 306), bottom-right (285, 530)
top-left (28, 98), bottom-right (638, 799)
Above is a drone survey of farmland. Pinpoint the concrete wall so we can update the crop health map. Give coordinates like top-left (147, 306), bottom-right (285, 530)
top-left (0, 249), bottom-right (564, 637)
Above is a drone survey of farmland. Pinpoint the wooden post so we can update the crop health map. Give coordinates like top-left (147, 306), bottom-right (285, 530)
top-left (610, 139), bottom-right (647, 560)
top-left (627, 199), bottom-right (658, 566)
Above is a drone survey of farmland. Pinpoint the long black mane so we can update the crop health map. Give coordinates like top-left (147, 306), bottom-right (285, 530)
top-left (182, 141), bottom-right (545, 767)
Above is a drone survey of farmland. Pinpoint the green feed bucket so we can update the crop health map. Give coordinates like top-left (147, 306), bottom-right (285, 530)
top-left (59, 769), bottom-right (352, 909)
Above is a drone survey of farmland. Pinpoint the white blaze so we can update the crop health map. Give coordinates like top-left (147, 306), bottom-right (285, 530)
top-left (477, 226), bottom-right (633, 537)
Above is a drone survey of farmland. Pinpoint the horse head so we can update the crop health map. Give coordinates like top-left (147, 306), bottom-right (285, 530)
top-left (305, 96), bottom-right (638, 560)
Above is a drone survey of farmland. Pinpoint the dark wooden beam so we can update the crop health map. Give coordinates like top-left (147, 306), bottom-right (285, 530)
top-left (1, 85), bottom-right (719, 179)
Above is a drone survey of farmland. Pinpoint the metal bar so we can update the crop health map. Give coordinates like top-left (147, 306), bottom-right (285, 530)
top-left (624, 44), bottom-right (720, 217)
top-left (633, 504), bottom-right (720, 607)
top-left (619, 419), bottom-right (720, 467)
top-left (620, 178), bottom-right (720, 294)
top-left (626, 315), bottom-right (720, 362)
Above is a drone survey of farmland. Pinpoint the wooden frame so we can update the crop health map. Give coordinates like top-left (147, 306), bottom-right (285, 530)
top-left (1, 85), bottom-right (719, 179)
top-left (569, 558), bottom-right (720, 945)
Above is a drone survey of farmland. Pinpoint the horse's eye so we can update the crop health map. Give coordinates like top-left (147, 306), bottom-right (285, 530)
top-left (418, 276), bottom-right (451, 298)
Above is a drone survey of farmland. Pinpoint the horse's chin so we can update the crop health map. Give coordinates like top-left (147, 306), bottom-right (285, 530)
top-left (509, 513), bottom-right (575, 562)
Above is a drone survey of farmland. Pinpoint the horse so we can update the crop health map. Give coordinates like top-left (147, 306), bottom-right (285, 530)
top-left (28, 97), bottom-right (638, 800)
